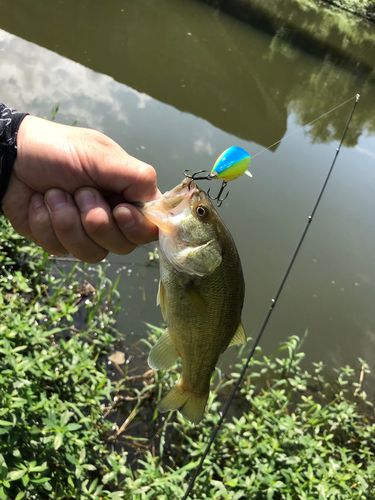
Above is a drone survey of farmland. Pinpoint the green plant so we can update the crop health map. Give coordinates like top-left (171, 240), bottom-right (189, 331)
top-left (1, 214), bottom-right (375, 499)
top-left (111, 332), bottom-right (375, 499)
top-left (0, 216), bottom-right (126, 499)
top-left (147, 247), bottom-right (159, 265)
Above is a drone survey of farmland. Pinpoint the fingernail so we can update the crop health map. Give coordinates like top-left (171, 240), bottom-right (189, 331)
top-left (114, 207), bottom-right (135, 231)
top-left (45, 190), bottom-right (68, 212)
top-left (76, 189), bottom-right (96, 213)
top-left (31, 194), bottom-right (44, 209)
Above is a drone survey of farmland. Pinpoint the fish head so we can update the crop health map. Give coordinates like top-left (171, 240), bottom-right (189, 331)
top-left (138, 178), bottom-right (224, 276)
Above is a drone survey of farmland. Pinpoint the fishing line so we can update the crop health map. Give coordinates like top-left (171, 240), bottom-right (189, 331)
top-left (244, 95), bottom-right (356, 175)
top-left (182, 93), bottom-right (360, 500)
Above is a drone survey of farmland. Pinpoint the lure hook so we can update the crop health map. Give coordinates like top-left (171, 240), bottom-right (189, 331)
top-left (207, 180), bottom-right (229, 207)
top-left (183, 169), bottom-right (214, 190)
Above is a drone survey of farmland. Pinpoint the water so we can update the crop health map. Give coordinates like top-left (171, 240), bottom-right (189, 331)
top-left (1, 0), bottom-right (375, 389)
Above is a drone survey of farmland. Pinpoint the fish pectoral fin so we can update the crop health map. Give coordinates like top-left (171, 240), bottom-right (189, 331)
top-left (148, 329), bottom-right (179, 370)
top-left (158, 382), bottom-right (208, 425)
top-left (169, 240), bottom-right (222, 277)
top-left (157, 280), bottom-right (167, 321)
top-left (228, 322), bottom-right (246, 347)
top-left (184, 282), bottom-right (207, 315)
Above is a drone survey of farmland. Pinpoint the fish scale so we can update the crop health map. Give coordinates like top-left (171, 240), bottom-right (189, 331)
top-left (138, 177), bottom-right (245, 424)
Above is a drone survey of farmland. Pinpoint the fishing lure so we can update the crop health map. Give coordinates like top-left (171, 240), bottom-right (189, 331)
top-left (184, 146), bottom-right (251, 207)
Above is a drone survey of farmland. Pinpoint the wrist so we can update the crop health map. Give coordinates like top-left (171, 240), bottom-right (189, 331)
top-left (0, 104), bottom-right (29, 207)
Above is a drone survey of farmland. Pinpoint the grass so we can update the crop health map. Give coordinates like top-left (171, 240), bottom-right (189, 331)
top-left (1, 214), bottom-right (375, 499)
top-left (0, 215), bottom-right (126, 499)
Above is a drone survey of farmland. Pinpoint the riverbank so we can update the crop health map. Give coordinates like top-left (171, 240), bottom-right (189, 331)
top-left (197, 0), bottom-right (375, 89)
top-left (201, 0), bottom-right (375, 23)
top-left (324, 0), bottom-right (375, 21)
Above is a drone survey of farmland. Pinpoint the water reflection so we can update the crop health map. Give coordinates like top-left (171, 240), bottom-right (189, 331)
top-left (1, 0), bottom-right (375, 387)
top-left (1, 0), bottom-right (375, 147)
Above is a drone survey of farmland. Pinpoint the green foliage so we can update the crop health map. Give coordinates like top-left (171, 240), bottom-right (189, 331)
top-left (0, 216), bottom-right (43, 278)
top-left (324, 0), bottom-right (375, 17)
top-left (0, 216), bottom-right (126, 499)
top-left (183, 336), bottom-right (375, 499)
top-left (1, 215), bottom-right (375, 499)
top-left (121, 333), bottom-right (375, 499)
top-left (51, 103), bottom-right (60, 121)
top-left (147, 247), bottom-right (159, 264)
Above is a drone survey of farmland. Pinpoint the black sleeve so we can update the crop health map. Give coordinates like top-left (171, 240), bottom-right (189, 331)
top-left (0, 103), bottom-right (29, 207)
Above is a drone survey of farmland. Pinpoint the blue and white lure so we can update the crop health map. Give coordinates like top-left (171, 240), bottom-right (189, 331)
top-left (211, 146), bottom-right (251, 181)
top-left (184, 146), bottom-right (251, 207)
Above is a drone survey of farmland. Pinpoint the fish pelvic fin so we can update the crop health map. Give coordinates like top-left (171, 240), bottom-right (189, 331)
top-left (228, 322), bottom-right (246, 348)
top-left (158, 383), bottom-right (208, 425)
top-left (157, 280), bottom-right (167, 321)
top-left (148, 329), bottom-right (179, 370)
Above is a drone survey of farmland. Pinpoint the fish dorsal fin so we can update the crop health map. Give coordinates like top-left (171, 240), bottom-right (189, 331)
top-left (148, 328), bottom-right (179, 371)
top-left (184, 282), bottom-right (207, 315)
top-left (228, 322), bottom-right (246, 347)
top-left (157, 280), bottom-right (167, 321)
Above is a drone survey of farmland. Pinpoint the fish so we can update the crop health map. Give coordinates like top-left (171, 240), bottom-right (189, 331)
top-left (138, 177), bottom-right (245, 424)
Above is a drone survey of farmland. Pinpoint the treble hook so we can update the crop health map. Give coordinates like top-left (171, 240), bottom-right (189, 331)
top-left (207, 180), bottom-right (229, 208)
top-left (183, 169), bottom-right (214, 190)
top-left (183, 169), bottom-right (228, 206)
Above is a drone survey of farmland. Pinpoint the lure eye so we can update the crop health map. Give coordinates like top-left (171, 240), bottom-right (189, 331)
top-left (195, 204), bottom-right (209, 218)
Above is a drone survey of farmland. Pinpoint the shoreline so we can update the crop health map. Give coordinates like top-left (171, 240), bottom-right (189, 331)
top-left (196, 0), bottom-right (375, 80)
top-left (200, 0), bottom-right (375, 23)
top-left (322, 0), bottom-right (375, 21)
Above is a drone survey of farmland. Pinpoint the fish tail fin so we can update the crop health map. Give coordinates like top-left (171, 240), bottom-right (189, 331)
top-left (158, 383), bottom-right (208, 425)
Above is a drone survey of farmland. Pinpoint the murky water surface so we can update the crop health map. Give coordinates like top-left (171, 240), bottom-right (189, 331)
top-left (1, 0), bottom-right (375, 389)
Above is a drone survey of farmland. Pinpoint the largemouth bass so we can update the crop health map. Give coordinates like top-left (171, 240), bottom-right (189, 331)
top-left (138, 177), bottom-right (245, 424)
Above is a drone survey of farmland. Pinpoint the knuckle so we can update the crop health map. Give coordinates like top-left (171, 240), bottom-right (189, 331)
top-left (82, 210), bottom-right (109, 237)
top-left (86, 130), bottom-right (116, 157)
top-left (33, 209), bottom-right (51, 231)
top-left (138, 162), bottom-right (157, 187)
top-left (90, 129), bottom-right (114, 149)
top-left (82, 210), bottom-right (133, 255)
top-left (141, 162), bottom-right (157, 180)
top-left (52, 211), bottom-right (80, 234)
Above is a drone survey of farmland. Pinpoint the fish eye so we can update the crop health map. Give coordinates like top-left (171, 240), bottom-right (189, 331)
top-left (195, 204), bottom-right (209, 218)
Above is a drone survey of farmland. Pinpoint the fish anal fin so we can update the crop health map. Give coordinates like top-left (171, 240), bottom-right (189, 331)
top-left (157, 280), bottom-right (167, 320)
top-left (184, 282), bottom-right (207, 315)
top-left (158, 382), bottom-right (208, 425)
top-left (228, 322), bottom-right (246, 347)
top-left (148, 329), bottom-right (178, 370)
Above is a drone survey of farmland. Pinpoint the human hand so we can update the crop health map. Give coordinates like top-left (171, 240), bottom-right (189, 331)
top-left (2, 115), bottom-right (160, 262)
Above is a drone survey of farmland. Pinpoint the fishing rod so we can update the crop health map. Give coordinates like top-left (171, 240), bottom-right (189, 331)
top-left (182, 93), bottom-right (360, 500)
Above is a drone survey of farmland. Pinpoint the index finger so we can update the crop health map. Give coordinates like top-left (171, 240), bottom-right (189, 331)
top-left (75, 129), bottom-right (161, 203)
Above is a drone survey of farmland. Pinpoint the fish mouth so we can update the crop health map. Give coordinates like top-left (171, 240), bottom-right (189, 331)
top-left (136, 178), bottom-right (201, 233)
top-left (160, 178), bottom-right (202, 210)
